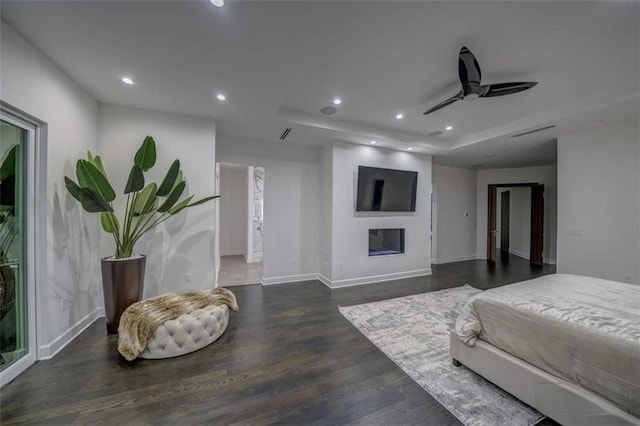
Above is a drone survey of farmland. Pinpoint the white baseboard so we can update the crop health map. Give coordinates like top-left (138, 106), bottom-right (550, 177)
top-left (508, 248), bottom-right (530, 260)
top-left (545, 258), bottom-right (557, 265)
top-left (432, 255), bottom-right (477, 265)
top-left (265, 270), bottom-right (434, 289)
top-left (38, 306), bottom-right (104, 360)
top-left (220, 250), bottom-right (244, 257)
top-left (317, 273), bottom-right (332, 289)
top-left (326, 268), bottom-right (432, 288)
top-left (262, 273), bottom-right (318, 285)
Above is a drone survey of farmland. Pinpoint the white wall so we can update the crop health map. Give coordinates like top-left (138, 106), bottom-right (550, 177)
top-left (97, 104), bottom-right (216, 297)
top-left (476, 165), bottom-right (557, 263)
top-left (327, 143), bottom-right (432, 287)
top-left (432, 164), bottom-right (477, 264)
top-left (216, 135), bottom-right (320, 284)
top-left (508, 187), bottom-right (531, 259)
top-left (219, 164), bottom-right (248, 257)
top-left (319, 144), bottom-right (333, 279)
top-left (496, 187), bottom-right (531, 258)
top-left (1, 22), bottom-right (102, 357)
top-left (557, 121), bottom-right (639, 284)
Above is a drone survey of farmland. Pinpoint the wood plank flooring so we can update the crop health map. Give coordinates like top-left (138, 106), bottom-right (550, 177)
top-left (0, 256), bottom-right (555, 425)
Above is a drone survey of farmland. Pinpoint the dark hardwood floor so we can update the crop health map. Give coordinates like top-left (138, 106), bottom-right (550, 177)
top-left (1, 256), bottom-right (555, 425)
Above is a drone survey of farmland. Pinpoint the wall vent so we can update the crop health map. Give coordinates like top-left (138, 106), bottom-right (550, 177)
top-left (280, 127), bottom-right (292, 140)
top-left (511, 125), bottom-right (556, 138)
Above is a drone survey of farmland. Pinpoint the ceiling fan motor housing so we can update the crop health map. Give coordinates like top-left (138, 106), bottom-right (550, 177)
top-left (463, 83), bottom-right (482, 100)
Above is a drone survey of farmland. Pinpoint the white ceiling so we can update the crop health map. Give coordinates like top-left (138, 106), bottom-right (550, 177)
top-left (2, 0), bottom-right (638, 168)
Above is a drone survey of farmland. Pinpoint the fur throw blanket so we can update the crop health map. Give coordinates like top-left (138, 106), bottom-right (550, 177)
top-left (118, 287), bottom-right (239, 361)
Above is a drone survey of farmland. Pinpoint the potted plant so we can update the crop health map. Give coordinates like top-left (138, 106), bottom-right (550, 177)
top-left (64, 136), bottom-right (218, 333)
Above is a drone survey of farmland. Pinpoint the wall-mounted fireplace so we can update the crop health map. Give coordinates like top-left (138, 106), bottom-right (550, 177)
top-left (369, 228), bottom-right (405, 256)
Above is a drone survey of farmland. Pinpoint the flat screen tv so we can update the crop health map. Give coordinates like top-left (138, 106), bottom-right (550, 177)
top-left (356, 166), bottom-right (418, 212)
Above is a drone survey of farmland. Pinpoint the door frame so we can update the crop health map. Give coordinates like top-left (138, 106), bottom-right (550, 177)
top-left (487, 183), bottom-right (544, 266)
top-left (0, 106), bottom-right (45, 388)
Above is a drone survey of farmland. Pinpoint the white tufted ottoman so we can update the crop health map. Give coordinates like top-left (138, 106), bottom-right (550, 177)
top-left (139, 304), bottom-right (229, 359)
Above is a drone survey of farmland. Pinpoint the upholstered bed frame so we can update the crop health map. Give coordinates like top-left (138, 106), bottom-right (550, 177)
top-left (450, 332), bottom-right (640, 426)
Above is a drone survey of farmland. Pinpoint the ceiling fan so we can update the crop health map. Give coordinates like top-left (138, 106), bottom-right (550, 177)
top-left (424, 46), bottom-right (537, 115)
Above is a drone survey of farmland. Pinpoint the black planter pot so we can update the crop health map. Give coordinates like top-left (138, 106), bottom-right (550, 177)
top-left (100, 255), bottom-right (146, 334)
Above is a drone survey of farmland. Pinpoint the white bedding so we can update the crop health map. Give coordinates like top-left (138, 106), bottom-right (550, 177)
top-left (455, 274), bottom-right (640, 418)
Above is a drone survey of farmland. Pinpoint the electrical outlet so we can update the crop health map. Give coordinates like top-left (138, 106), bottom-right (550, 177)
top-left (185, 273), bottom-right (192, 283)
top-left (291, 257), bottom-right (297, 265)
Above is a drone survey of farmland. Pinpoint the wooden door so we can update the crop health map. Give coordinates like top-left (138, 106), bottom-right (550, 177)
top-left (530, 184), bottom-right (544, 266)
top-left (487, 185), bottom-right (497, 262)
top-left (500, 191), bottom-right (510, 253)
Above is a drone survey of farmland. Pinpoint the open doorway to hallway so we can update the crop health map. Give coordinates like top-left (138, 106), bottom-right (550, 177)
top-left (217, 163), bottom-right (264, 286)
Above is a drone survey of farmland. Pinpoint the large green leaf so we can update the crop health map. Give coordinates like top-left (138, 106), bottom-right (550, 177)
top-left (64, 176), bottom-right (82, 202)
top-left (167, 195), bottom-right (194, 215)
top-left (76, 160), bottom-right (116, 202)
top-left (0, 145), bottom-right (18, 182)
top-left (78, 187), bottom-right (113, 213)
top-left (173, 171), bottom-right (183, 191)
top-left (124, 165), bottom-right (145, 194)
top-left (157, 181), bottom-right (185, 212)
top-left (187, 195), bottom-right (220, 208)
top-left (100, 211), bottom-right (119, 233)
top-left (134, 136), bottom-right (157, 171)
top-left (133, 183), bottom-right (158, 215)
top-left (92, 155), bottom-right (108, 178)
top-left (157, 160), bottom-right (180, 196)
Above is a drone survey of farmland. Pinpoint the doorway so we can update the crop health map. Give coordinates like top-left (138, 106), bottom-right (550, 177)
top-left (487, 183), bottom-right (544, 266)
top-left (217, 163), bottom-right (264, 286)
top-left (0, 109), bottom-right (39, 387)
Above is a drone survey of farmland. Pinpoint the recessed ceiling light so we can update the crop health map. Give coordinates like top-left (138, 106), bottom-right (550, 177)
top-left (333, 98), bottom-right (342, 105)
top-left (121, 77), bottom-right (134, 85)
top-left (445, 125), bottom-right (453, 131)
top-left (396, 113), bottom-right (404, 120)
top-left (370, 140), bottom-right (377, 144)
top-left (407, 147), bottom-right (413, 151)
top-left (209, 0), bottom-right (224, 7)
top-left (216, 93), bottom-right (226, 101)
top-left (486, 153), bottom-right (495, 158)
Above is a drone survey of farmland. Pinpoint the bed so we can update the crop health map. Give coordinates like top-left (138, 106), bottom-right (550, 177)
top-left (451, 273), bottom-right (640, 426)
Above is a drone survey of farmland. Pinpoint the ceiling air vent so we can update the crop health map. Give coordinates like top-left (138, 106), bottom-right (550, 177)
top-left (511, 125), bottom-right (557, 138)
top-left (280, 127), bottom-right (292, 140)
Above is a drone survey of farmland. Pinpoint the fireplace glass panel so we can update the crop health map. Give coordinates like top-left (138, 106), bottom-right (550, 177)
top-left (369, 228), bottom-right (405, 256)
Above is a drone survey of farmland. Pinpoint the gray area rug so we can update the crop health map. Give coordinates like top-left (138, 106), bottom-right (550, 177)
top-left (339, 285), bottom-right (545, 426)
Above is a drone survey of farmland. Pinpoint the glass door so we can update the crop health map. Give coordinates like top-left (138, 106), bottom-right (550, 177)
top-left (0, 111), bottom-right (37, 387)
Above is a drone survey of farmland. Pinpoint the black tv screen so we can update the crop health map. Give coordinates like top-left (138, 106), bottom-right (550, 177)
top-left (356, 166), bottom-right (418, 212)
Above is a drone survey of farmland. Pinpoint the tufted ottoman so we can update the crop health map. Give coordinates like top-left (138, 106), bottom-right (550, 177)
top-left (139, 304), bottom-right (229, 359)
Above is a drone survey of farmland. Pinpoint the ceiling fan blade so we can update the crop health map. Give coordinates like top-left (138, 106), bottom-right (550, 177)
top-left (458, 46), bottom-right (482, 86)
top-left (423, 92), bottom-right (462, 115)
top-left (481, 81), bottom-right (538, 98)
